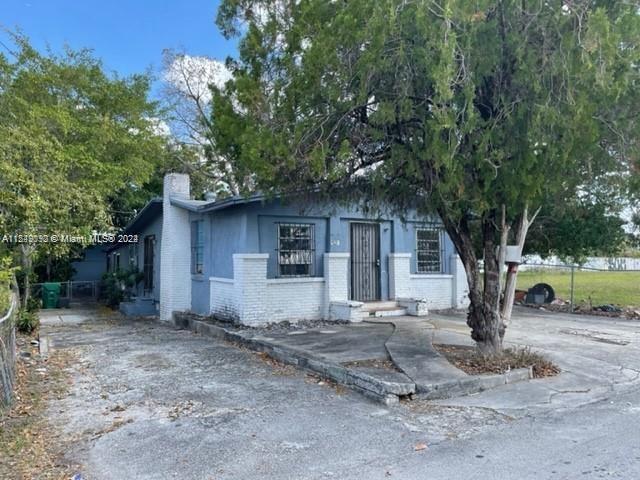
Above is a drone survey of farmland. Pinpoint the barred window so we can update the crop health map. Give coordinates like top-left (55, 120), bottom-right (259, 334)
top-left (277, 223), bottom-right (314, 277)
top-left (416, 227), bottom-right (443, 273)
top-left (191, 220), bottom-right (204, 274)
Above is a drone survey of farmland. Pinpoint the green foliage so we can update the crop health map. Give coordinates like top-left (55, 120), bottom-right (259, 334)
top-left (16, 308), bottom-right (39, 334)
top-left (101, 272), bottom-right (124, 308)
top-left (212, 1), bottom-right (640, 346)
top-left (101, 267), bottom-right (143, 308)
top-left (526, 201), bottom-right (627, 264)
top-left (0, 33), bottom-right (169, 272)
top-left (0, 257), bottom-right (13, 316)
top-left (212, 0), bottom-right (639, 240)
top-left (25, 294), bottom-right (41, 313)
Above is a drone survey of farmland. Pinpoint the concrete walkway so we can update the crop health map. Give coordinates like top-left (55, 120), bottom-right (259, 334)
top-left (368, 318), bottom-right (468, 389)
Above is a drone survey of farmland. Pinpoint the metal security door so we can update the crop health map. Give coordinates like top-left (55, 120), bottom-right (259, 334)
top-left (350, 223), bottom-right (381, 301)
top-left (143, 235), bottom-right (155, 294)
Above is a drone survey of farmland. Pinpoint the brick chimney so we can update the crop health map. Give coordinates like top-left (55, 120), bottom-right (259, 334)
top-left (159, 173), bottom-right (192, 321)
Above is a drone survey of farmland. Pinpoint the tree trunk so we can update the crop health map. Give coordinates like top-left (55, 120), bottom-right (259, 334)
top-left (20, 244), bottom-right (34, 309)
top-left (501, 205), bottom-right (540, 327)
top-left (438, 209), bottom-right (504, 354)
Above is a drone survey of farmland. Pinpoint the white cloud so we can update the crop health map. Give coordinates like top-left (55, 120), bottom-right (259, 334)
top-left (164, 54), bottom-right (232, 104)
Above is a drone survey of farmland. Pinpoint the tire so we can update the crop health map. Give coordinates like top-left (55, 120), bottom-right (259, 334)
top-left (529, 283), bottom-right (555, 304)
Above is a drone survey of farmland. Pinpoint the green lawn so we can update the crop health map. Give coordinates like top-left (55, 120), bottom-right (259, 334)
top-left (517, 269), bottom-right (640, 308)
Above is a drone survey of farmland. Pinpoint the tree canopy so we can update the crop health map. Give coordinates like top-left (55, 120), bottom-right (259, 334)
top-left (0, 34), bottom-right (169, 297)
top-left (211, 0), bottom-right (640, 351)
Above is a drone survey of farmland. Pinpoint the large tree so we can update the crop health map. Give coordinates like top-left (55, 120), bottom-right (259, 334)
top-left (0, 34), bottom-right (168, 304)
top-left (211, 1), bottom-right (640, 353)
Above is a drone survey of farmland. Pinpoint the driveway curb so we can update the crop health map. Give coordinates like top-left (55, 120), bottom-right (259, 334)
top-left (172, 313), bottom-right (413, 404)
top-left (172, 313), bottom-right (533, 404)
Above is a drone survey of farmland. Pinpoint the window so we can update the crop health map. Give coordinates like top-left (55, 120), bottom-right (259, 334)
top-left (277, 223), bottom-right (314, 277)
top-left (416, 226), bottom-right (443, 273)
top-left (191, 220), bottom-right (204, 274)
top-left (114, 253), bottom-right (121, 272)
top-left (129, 243), bottom-right (139, 269)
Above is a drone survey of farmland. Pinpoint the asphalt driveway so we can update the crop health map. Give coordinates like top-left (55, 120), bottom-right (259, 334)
top-left (39, 307), bottom-right (640, 479)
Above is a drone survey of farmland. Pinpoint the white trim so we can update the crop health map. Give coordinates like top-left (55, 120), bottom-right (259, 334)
top-left (324, 252), bottom-right (350, 258)
top-left (209, 276), bottom-right (234, 284)
top-left (410, 274), bottom-right (453, 279)
top-left (389, 253), bottom-right (412, 258)
top-left (267, 277), bottom-right (325, 285)
top-left (232, 253), bottom-right (269, 260)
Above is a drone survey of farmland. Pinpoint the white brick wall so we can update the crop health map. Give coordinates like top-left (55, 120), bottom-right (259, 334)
top-left (207, 250), bottom-right (468, 325)
top-left (209, 277), bottom-right (236, 320)
top-left (451, 254), bottom-right (470, 308)
top-left (389, 253), bottom-right (411, 299)
top-left (266, 277), bottom-right (325, 323)
top-left (232, 254), bottom-right (268, 326)
top-left (159, 174), bottom-right (192, 321)
top-left (410, 274), bottom-right (454, 310)
top-left (323, 253), bottom-right (350, 317)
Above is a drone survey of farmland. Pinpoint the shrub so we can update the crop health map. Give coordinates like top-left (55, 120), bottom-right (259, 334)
top-left (101, 272), bottom-right (124, 308)
top-left (26, 294), bottom-right (41, 313)
top-left (0, 257), bottom-right (16, 317)
top-left (101, 267), bottom-right (143, 308)
top-left (17, 308), bottom-right (39, 333)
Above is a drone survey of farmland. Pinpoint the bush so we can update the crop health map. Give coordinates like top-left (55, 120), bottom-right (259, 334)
top-left (17, 308), bottom-right (39, 333)
top-left (26, 294), bottom-right (41, 312)
top-left (101, 267), bottom-right (143, 308)
top-left (0, 257), bottom-right (15, 316)
top-left (101, 272), bottom-right (124, 308)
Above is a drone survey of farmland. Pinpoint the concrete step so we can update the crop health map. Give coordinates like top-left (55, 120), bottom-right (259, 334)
top-left (361, 307), bottom-right (408, 318)
top-left (361, 301), bottom-right (399, 312)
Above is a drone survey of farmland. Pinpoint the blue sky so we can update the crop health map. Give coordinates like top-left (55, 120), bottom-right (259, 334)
top-left (0, 0), bottom-right (237, 95)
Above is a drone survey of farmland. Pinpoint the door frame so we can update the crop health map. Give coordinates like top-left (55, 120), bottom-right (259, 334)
top-left (349, 221), bottom-right (381, 301)
top-left (143, 235), bottom-right (155, 295)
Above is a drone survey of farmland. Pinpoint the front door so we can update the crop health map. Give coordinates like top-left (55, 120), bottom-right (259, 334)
top-left (350, 223), bottom-right (381, 301)
top-left (143, 235), bottom-right (155, 295)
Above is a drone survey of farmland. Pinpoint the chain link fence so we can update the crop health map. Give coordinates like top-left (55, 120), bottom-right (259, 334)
top-left (30, 280), bottom-right (100, 308)
top-left (0, 290), bottom-right (17, 407)
top-left (517, 263), bottom-right (640, 314)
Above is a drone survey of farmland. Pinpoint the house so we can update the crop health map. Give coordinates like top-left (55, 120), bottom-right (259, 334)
top-left (105, 173), bottom-right (469, 325)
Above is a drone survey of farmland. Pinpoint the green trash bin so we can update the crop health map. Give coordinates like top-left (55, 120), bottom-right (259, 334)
top-left (42, 282), bottom-right (61, 309)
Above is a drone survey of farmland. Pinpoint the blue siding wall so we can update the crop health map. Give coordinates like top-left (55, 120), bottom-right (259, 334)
top-left (71, 246), bottom-right (108, 282)
top-left (208, 206), bottom-right (248, 278)
top-left (234, 199), bottom-right (457, 301)
top-left (190, 211), bottom-right (209, 314)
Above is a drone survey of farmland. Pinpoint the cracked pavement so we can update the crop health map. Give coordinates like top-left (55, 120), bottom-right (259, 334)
top-left (40, 307), bottom-right (640, 479)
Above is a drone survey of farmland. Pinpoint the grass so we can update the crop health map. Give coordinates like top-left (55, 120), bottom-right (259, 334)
top-left (517, 269), bottom-right (640, 308)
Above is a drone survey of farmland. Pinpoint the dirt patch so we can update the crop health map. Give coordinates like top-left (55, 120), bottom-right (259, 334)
top-left (0, 333), bottom-right (78, 479)
top-left (521, 301), bottom-right (640, 320)
top-left (254, 351), bottom-right (299, 376)
top-left (433, 344), bottom-right (560, 378)
top-left (341, 358), bottom-right (401, 372)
